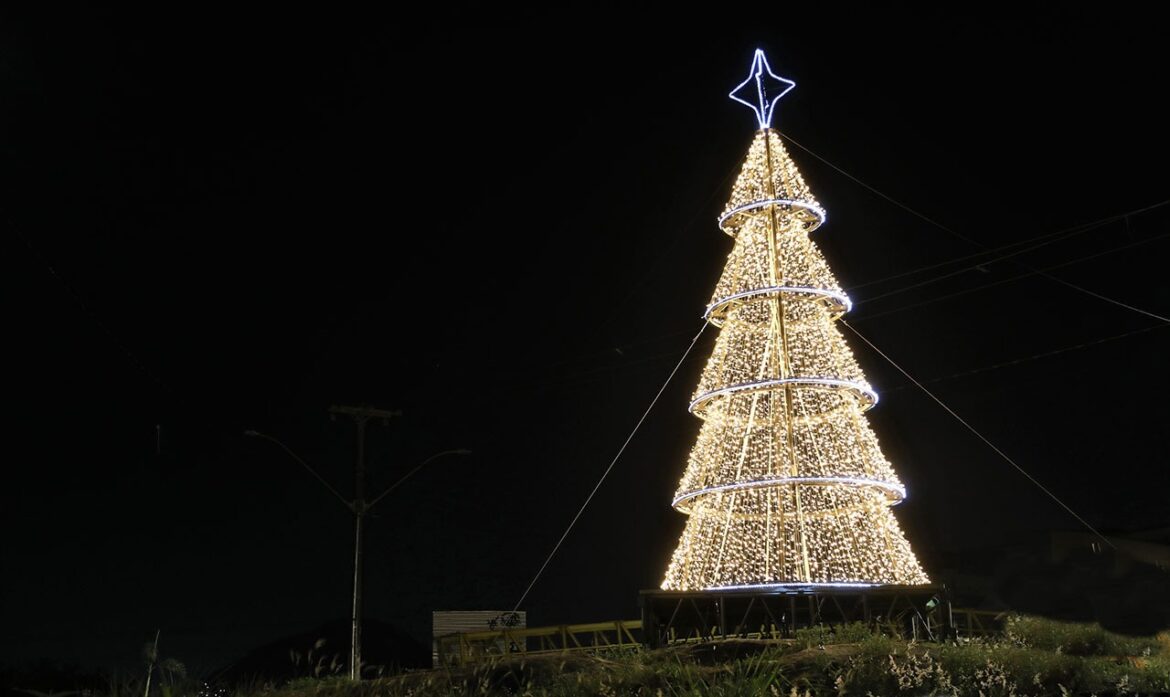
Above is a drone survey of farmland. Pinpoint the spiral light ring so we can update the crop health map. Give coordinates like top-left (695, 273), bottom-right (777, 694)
top-left (672, 476), bottom-right (906, 513)
top-left (718, 198), bottom-right (826, 235)
top-left (705, 285), bottom-right (852, 324)
top-left (689, 377), bottom-right (878, 417)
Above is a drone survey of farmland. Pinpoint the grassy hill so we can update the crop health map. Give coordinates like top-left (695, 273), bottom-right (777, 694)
top-left (256, 617), bottom-right (1170, 696)
top-left (13, 617), bottom-right (1170, 697)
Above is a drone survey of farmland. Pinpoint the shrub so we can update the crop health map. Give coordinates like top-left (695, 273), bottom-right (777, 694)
top-left (1005, 615), bottom-right (1161, 657)
top-left (793, 621), bottom-right (877, 649)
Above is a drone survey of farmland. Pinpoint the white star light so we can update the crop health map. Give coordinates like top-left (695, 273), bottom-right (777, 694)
top-left (729, 49), bottom-right (796, 129)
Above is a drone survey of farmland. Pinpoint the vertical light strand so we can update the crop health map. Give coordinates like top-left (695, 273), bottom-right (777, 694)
top-left (761, 130), bottom-right (812, 583)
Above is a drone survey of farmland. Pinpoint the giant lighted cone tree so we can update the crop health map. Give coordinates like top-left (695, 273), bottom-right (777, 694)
top-left (662, 50), bottom-right (930, 590)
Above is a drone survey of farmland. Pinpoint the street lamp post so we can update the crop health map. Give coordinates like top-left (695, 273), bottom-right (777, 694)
top-left (245, 419), bottom-right (470, 680)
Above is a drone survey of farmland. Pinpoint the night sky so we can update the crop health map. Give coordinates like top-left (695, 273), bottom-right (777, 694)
top-left (4, 7), bottom-right (1169, 673)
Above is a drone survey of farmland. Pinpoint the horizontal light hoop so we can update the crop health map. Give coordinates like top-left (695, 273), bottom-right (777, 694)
top-left (690, 377), bottom-right (878, 414)
top-left (673, 476), bottom-right (906, 510)
top-left (718, 198), bottom-right (827, 234)
top-left (703, 581), bottom-right (881, 591)
top-left (705, 285), bottom-right (852, 321)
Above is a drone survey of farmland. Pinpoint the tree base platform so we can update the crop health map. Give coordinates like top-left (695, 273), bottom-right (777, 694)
top-left (639, 584), bottom-right (951, 648)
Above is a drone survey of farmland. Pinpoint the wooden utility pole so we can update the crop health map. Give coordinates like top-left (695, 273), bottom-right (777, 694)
top-left (329, 404), bottom-right (402, 681)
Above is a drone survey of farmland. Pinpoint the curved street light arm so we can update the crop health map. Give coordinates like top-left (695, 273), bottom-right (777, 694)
top-left (245, 430), bottom-right (353, 511)
top-left (366, 449), bottom-right (471, 511)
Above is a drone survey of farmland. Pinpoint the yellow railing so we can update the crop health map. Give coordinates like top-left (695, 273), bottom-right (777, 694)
top-left (436, 619), bottom-right (642, 666)
top-left (437, 608), bottom-right (1009, 665)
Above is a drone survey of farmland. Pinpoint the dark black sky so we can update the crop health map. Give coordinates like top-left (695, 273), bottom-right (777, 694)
top-left (3, 6), bottom-right (1169, 672)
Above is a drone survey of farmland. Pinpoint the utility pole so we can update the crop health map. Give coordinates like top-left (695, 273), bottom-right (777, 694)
top-left (329, 404), bottom-right (402, 681)
top-left (246, 412), bottom-right (469, 682)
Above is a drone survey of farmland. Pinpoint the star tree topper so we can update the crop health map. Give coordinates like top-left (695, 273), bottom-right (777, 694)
top-left (729, 49), bottom-right (796, 129)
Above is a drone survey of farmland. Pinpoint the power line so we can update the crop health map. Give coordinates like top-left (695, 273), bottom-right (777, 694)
top-left (843, 206), bottom-right (1157, 292)
top-left (854, 217), bottom-right (1118, 305)
top-left (853, 229), bottom-right (1170, 322)
top-left (777, 129), bottom-right (1170, 326)
top-left (512, 321), bottom-right (708, 611)
top-left (883, 323), bottom-right (1169, 392)
top-left (840, 320), bottom-right (1115, 549)
top-left (850, 200), bottom-right (1170, 292)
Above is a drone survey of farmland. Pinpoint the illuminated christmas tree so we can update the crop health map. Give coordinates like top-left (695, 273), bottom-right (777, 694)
top-left (662, 50), bottom-right (929, 590)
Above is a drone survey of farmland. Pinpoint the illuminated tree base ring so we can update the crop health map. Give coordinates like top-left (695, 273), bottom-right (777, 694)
top-left (702, 581), bottom-right (881, 591)
top-left (705, 285), bottom-right (852, 324)
top-left (672, 476), bottom-right (906, 512)
top-left (689, 377), bottom-right (878, 416)
top-left (719, 198), bottom-right (826, 235)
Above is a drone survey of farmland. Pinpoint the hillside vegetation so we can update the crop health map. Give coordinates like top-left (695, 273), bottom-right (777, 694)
top-left (25, 616), bottom-right (1170, 697)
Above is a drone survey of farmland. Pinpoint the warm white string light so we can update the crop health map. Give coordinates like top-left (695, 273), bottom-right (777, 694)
top-left (662, 54), bottom-right (929, 589)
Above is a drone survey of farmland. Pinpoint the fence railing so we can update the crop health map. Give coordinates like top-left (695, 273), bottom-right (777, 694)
top-left (436, 607), bottom-right (1009, 666)
top-left (436, 619), bottom-right (643, 666)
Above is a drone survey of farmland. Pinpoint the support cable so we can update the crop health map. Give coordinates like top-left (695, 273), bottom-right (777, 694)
top-left (776, 131), bottom-right (981, 247)
top-left (840, 320), bottom-right (1115, 549)
top-left (1029, 270), bottom-right (1170, 324)
top-left (512, 321), bottom-right (709, 611)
